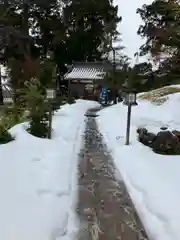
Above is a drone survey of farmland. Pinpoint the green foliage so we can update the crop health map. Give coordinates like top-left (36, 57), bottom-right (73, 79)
top-left (39, 59), bottom-right (56, 88)
top-left (137, 0), bottom-right (180, 56)
top-left (52, 93), bottom-right (62, 111)
top-left (62, 0), bottom-right (121, 61)
top-left (67, 95), bottom-right (75, 104)
top-left (137, 0), bottom-right (180, 88)
top-left (0, 108), bottom-right (17, 144)
top-left (28, 113), bottom-right (49, 138)
top-left (103, 70), bottom-right (127, 89)
top-left (0, 104), bottom-right (27, 125)
top-left (0, 0), bottom-right (122, 107)
top-left (51, 90), bottom-right (71, 111)
top-left (103, 54), bottom-right (130, 89)
top-left (25, 78), bottom-right (49, 138)
top-left (0, 124), bottom-right (14, 144)
top-left (0, 0), bottom-right (121, 63)
top-left (52, 98), bottom-right (61, 111)
top-left (128, 62), bottom-right (154, 92)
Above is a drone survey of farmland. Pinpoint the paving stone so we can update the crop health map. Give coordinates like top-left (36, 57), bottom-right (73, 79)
top-left (76, 108), bottom-right (148, 240)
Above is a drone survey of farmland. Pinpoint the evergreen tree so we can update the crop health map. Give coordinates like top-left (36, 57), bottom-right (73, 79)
top-left (137, 0), bottom-right (180, 86)
top-left (62, 0), bottom-right (121, 62)
top-left (0, 0), bottom-right (121, 94)
top-left (137, 0), bottom-right (180, 57)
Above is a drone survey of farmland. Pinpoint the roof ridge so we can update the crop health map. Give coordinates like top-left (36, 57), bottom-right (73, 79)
top-left (72, 61), bottom-right (109, 68)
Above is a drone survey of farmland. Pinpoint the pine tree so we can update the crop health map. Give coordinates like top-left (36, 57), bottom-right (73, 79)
top-left (137, 0), bottom-right (180, 85)
top-left (62, 0), bottom-right (121, 62)
top-left (137, 0), bottom-right (180, 58)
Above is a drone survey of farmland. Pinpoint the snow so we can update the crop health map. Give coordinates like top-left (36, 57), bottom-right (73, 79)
top-left (97, 92), bottom-right (180, 240)
top-left (0, 99), bottom-right (99, 240)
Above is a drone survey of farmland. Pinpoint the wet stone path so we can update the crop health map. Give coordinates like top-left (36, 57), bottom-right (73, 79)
top-left (76, 108), bottom-right (148, 240)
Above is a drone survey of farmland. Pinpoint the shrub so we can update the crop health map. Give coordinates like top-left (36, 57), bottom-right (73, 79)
top-left (0, 105), bottom-right (27, 128)
top-left (28, 114), bottom-right (48, 138)
top-left (25, 78), bottom-right (49, 138)
top-left (0, 123), bottom-right (14, 144)
top-left (52, 91), bottom-right (64, 111)
top-left (67, 95), bottom-right (75, 104)
top-left (0, 103), bottom-right (28, 144)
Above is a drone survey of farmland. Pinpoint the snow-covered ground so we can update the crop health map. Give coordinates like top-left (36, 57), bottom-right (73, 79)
top-left (0, 100), bottom-right (99, 240)
top-left (97, 91), bottom-right (180, 240)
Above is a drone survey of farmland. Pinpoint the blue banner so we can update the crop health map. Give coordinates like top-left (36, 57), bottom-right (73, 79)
top-left (100, 87), bottom-right (108, 101)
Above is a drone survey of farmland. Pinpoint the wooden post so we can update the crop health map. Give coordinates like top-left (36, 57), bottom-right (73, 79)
top-left (48, 101), bottom-right (52, 139)
top-left (0, 66), bottom-right (3, 105)
top-left (68, 79), bottom-right (70, 100)
top-left (125, 103), bottom-right (132, 145)
top-left (93, 80), bottom-right (95, 100)
top-left (112, 41), bottom-right (116, 104)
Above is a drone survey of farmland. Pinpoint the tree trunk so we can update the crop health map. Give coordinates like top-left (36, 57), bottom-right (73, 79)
top-left (23, 2), bottom-right (30, 56)
top-left (23, 2), bottom-right (29, 36)
top-left (56, 65), bottom-right (61, 91)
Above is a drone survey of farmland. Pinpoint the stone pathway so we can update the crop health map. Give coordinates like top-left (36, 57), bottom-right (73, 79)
top-left (76, 108), bottom-right (148, 240)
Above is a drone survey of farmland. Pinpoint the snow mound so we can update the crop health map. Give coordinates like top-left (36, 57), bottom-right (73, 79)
top-left (138, 85), bottom-right (180, 105)
top-left (0, 100), bottom-right (99, 240)
top-left (97, 89), bottom-right (180, 240)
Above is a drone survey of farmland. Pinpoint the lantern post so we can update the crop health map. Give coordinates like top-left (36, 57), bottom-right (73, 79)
top-left (123, 89), bottom-right (138, 145)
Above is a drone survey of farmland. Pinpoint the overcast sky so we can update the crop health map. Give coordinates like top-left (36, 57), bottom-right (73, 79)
top-left (114, 0), bottom-right (153, 64)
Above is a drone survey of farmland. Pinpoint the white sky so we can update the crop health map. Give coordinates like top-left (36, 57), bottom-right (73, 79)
top-left (115, 0), bottom-right (153, 64)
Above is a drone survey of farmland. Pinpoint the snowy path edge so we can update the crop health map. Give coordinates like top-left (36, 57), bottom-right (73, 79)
top-left (96, 118), bottom-right (153, 240)
top-left (58, 111), bottom-right (88, 240)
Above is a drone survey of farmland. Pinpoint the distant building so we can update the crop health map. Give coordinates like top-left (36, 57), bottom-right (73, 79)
top-left (64, 62), bottom-right (111, 98)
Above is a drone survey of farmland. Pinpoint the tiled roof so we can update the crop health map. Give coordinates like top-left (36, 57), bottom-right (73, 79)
top-left (64, 63), bottom-right (106, 80)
